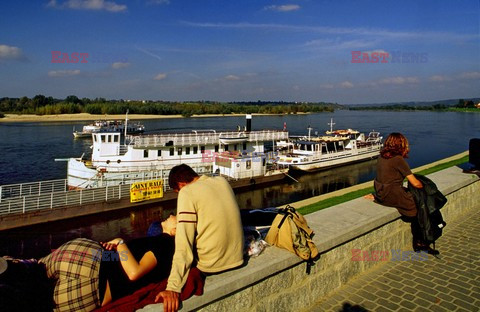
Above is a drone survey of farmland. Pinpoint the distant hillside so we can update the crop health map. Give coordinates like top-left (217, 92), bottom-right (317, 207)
top-left (346, 98), bottom-right (480, 108)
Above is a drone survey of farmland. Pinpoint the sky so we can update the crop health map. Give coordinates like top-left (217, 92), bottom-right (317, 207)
top-left (0, 0), bottom-right (478, 104)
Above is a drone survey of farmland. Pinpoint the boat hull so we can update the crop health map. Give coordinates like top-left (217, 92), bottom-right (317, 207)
top-left (285, 148), bottom-right (380, 172)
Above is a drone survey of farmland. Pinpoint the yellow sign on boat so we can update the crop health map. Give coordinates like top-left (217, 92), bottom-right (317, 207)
top-left (130, 179), bottom-right (164, 203)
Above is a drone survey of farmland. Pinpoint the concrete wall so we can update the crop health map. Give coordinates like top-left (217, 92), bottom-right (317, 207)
top-left (139, 166), bottom-right (479, 312)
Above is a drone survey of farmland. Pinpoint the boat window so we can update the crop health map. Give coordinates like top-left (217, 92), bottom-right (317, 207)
top-left (193, 146), bottom-right (198, 154)
top-left (169, 148), bottom-right (174, 156)
top-left (101, 135), bottom-right (106, 142)
top-left (224, 145), bottom-right (229, 151)
top-left (246, 160), bottom-right (251, 169)
top-left (108, 135), bottom-right (112, 143)
top-left (243, 143), bottom-right (247, 151)
top-left (178, 147), bottom-right (182, 155)
top-left (93, 135), bottom-right (97, 142)
top-left (201, 146), bottom-right (205, 154)
top-left (114, 135), bottom-right (119, 143)
top-left (143, 150), bottom-right (148, 158)
top-left (186, 147), bottom-right (190, 155)
top-left (263, 158), bottom-right (266, 166)
top-left (234, 144), bottom-right (238, 151)
top-left (157, 150), bottom-right (161, 157)
top-left (215, 145), bottom-right (219, 153)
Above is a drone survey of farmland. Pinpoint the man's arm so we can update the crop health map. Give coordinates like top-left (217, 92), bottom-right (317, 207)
top-left (155, 189), bottom-right (197, 311)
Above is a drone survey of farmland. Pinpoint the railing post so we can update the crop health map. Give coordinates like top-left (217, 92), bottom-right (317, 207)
top-left (106, 186), bottom-right (108, 201)
top-left (80, 189), bottom-right (82, 205)
top-left (119, 184), bottom-right (121, 199)
top-left (23, 196), bottom-right (26, 214)
top-left (50, 193), bottom-right (53, 209)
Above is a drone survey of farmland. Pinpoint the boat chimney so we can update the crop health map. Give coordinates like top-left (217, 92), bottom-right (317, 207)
top-left (245, 114), bottom-right (252, 132)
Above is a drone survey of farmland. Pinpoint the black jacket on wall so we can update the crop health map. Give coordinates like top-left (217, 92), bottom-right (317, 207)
top-left (408, 175), bottom-right (447, 244)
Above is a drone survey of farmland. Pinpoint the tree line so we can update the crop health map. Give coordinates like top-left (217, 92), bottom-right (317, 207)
top-left (349, 99), bottom-right (477, 111)
top-left (0, 95), bottom-right (335, 118)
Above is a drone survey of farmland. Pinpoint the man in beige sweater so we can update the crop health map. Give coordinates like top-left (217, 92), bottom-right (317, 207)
top-left (155, 164), bottom-right (244, 312)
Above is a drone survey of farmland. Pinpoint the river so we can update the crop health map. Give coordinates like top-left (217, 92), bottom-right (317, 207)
top-left (0, 110), bottom-right (478, 258)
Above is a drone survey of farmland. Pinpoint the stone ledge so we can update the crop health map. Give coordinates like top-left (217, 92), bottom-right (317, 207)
top-left (138, 166), bottom-right (479, 311)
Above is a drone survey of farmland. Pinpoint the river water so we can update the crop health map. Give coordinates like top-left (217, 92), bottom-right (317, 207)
top-left (0, 110), bottom-right (478, 258)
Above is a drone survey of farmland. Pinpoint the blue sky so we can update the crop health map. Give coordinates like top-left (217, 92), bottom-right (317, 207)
top-left (0, 0), bottom-right (478, 104)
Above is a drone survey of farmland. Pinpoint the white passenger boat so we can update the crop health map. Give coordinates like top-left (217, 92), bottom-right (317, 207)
top-left (67, 115), bottom-right (289, 189)
top-left (276, 119), bottom-right (383, 172)
top-left (73, 114), bottom-right (145, 138)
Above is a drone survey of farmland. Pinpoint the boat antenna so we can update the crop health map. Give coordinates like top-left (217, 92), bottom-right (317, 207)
top-left (328, 118), bottom-right (335, 132)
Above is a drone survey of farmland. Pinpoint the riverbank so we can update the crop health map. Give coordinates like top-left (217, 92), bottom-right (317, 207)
top-left (0, 112), bottom-right (306, 123)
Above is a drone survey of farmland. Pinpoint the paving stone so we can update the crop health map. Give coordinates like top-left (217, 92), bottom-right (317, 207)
top-left (453, 299), bottom-right (478, 311)
top-left (450, 291), bottom-right (475, 303)
top-left (307, 208), bottom-right (480, 312)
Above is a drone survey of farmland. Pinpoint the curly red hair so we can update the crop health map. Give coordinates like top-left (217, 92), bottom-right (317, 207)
top-left (380, 133), bottom-right (410, 159)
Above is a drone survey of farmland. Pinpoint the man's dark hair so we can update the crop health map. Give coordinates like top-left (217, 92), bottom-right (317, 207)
top-left (168, 164), bottom-right (199, 190)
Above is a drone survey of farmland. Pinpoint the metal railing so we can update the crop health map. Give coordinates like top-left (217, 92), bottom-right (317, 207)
top-left (0, 179), bottom-right (68, 201)
top-left (0, 178), bottom-right (170, 216)
top-left (127, 130), bottom-right (289, 148)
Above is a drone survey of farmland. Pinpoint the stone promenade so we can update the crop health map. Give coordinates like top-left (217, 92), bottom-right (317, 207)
top-left (309, 206), bottom-right (480, 312)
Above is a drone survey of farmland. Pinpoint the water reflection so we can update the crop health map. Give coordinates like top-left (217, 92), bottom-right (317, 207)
top-left (0, 159), bottom-right (379, 259)
top-left (236, 158), bottom-right (377, 209)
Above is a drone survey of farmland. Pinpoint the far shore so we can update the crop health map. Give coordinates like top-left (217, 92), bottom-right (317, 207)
top-left (0, 112), bottom-right (305, 123)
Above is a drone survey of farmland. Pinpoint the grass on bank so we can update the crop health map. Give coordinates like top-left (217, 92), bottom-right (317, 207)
top-left (298, 155), bottom-right (470, 215)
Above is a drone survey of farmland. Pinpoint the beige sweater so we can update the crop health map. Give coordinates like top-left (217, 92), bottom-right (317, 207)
top-left (166, 175), bottom-right (244, 293)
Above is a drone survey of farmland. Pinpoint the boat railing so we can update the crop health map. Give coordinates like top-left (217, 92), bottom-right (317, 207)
top-left (126, 130), bottom-right (289, 147)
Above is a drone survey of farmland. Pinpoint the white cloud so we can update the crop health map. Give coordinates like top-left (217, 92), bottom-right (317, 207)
top-left (47, 0), bottom-right (127, 12)
top-left (48, 69), bottom-right (81, 77)
top-left (147, 0), bottom-right (169, 5)
top-left (0, 44), bottom-right (26, 61)
top-left (319, 84), bottom-right (334, 89)
top-left (458, 71), bottom-right (480, 80)
top-left (224, 75), bottom-right (240, 81)
top-left (111, 62), bottom-right (130, 69)
top-left (264, 5), bottom-right (300, 12)
top-left (154, 73), bottom-right (167, 80)
top-left (340, 81), bottom-right (354, 88)
top-left (429, 75), bottom-right (451, 82)
top-left (184, 22), bottom-right (478, 43)
top-left (378, 76), bottom-right (419, 85)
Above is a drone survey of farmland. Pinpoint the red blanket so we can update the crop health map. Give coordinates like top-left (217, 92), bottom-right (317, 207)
top-left (95, 268), bottom-right (205, 312)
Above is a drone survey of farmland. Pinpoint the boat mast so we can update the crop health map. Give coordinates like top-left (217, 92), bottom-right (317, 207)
top-left (124, 109), bottom-right (129, 137)
top-left (328, 118), bottom-right (335, 132)
top-left (307, 125), bottom-right (313, 140)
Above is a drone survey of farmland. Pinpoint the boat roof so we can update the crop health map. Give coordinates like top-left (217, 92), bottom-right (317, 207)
top-left (325, 129), bottom-right (360, 135)
top-left (296, 136), bottom-right (349, 144)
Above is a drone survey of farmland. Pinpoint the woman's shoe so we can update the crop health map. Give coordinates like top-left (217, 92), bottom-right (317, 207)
top-left (413, 242), bottom-right (440, 255)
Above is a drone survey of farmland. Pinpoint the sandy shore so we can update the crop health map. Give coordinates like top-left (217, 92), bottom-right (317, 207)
top-left (0, 113), bottom-right (268, 123)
